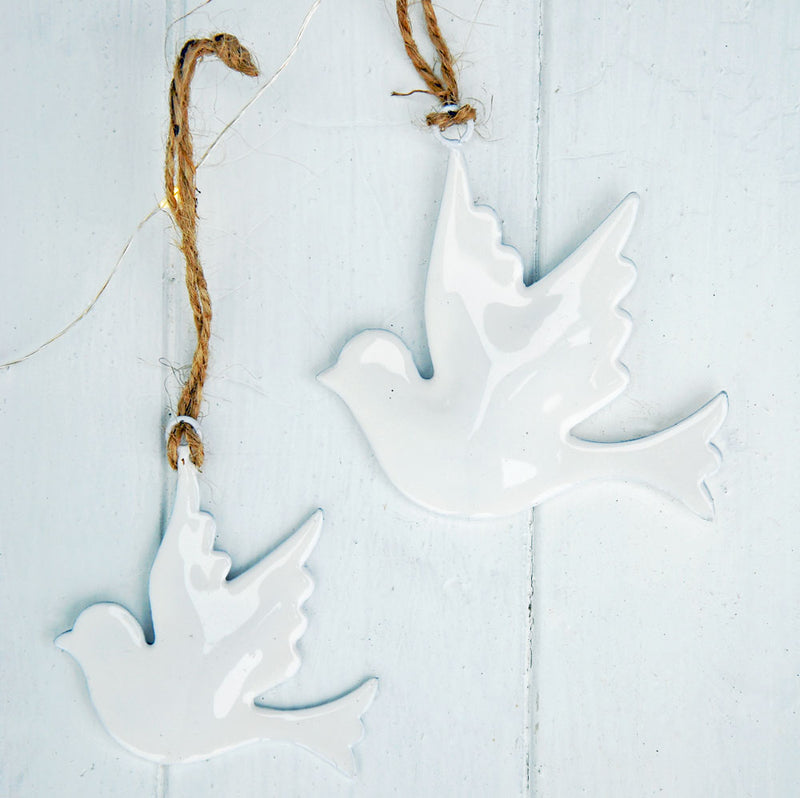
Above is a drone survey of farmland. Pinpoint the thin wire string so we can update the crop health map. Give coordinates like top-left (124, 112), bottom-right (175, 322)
top-left (0, 0), bottom-right (324, 371)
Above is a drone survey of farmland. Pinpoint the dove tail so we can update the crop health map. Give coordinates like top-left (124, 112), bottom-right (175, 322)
top-left (570, 392), bottom-right (728, 519)
top-left (255, 679), bottom-right (378, 776)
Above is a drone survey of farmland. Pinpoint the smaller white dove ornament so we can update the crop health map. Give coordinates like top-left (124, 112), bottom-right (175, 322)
top-left (320, 150), bottom-right (728, 519)
top-left (56, 446), bottom-right (377, 775)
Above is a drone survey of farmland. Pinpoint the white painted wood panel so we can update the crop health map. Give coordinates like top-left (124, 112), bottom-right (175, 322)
top-left (3, 1), bottom-right (797, 795)
top-left (533, 1), bottom-right (800, 796)
top-left (1, 1), bottom-right (538, 795)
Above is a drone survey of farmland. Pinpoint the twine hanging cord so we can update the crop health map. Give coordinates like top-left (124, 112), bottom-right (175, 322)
top-left (394, 0), bottom-right (476, 131)
top-left (165, 33), bottom-right (258, 469)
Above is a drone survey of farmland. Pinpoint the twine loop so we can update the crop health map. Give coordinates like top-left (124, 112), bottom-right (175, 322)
top-left (165, 415), bottom-right (203, 443)
top-left (394, 0), bottom-right (476, 132)
top-left (164, 34), bottom-right (259, 469)
top-left (431, 103), bottom-right (474, 148)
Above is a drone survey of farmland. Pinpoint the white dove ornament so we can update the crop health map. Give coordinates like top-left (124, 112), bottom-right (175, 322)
top-left (56, 446), bottom-right (377, 775)
top-left (320, 149), bottom-right (727, 519)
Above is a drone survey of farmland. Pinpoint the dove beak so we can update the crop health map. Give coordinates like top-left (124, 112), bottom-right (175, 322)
top-left (54, 630), bottom-right (74, 653)
top-left (316, 365), bottom-right (340, 392)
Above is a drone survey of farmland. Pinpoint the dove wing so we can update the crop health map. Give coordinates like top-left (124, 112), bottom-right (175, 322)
top-left (217, 509), bottom-right (322, 697)
top-left (149, 450), bottom-right (234, 642)
top-left (424, 150), bottom-right (637, 426)
top-left (424, 149), bottom-right (531, 390)
top-left (522, 194), bottom-right (638, 426)
top-left (150, 452), bottom-right (323, 698)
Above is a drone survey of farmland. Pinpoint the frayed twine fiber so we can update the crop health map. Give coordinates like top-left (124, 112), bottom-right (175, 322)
top-left (394, 0), bottom-right (476, 131)
top-left (165, 34), bottom-right (258, 469)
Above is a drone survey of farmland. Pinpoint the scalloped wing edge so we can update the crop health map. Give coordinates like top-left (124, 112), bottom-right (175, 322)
top-left (535, 193), bottom-right (640, 421)
top-left (229, 509), bottom-right (323, 683)
top-left (441, 149), bottom-right (528, 289)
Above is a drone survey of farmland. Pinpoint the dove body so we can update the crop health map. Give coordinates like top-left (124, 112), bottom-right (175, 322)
top-left (57, 449), bottom-right (376, 775)
top-left (320, 151), bottom-right (727, 519)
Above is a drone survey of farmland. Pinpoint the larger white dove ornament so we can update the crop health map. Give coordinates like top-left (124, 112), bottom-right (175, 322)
top-left (320, 150), bottom-right (727, 519)
top-left (56, 446), bottom-right (377, 775)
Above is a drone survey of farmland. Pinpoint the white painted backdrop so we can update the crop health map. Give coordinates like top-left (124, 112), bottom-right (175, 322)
top-left (0, 1), bottom-right (797, 796)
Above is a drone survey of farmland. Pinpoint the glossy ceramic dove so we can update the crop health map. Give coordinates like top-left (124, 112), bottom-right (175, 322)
top-left (56, 446), bottom-right (377, 775)
top-left (320, 150), bottom-right (727, 519)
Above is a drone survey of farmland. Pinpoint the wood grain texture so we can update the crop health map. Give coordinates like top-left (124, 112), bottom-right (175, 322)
top-left (2, 0), bottom-right (797, 796)
top-left (0, 1), bottom-right (537, 795)
top-left (532, 1), bottom-right (800, 796)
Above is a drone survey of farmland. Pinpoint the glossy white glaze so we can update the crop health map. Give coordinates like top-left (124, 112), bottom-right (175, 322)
top-left (56, 447), bottom-right (377, 775)
top-left (320, 150), bottom-right (727, 519)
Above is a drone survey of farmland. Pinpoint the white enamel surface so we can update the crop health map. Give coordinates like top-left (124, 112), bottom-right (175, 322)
top-left (56, 447), bottom-right (377, 775)
top-left (6, 1), bottom-right (800, 795)
top-left (2, 5), bottom-right (536, 794)
top-left (321, 150), bottom-right (727, 519)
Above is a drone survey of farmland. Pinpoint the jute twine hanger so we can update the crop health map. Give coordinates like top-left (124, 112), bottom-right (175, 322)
top-left (0, 6), bottom-right (322, 372)
top-left (394, 0), bottom-right (476, 131)
top-left (165, 34), bottom-right (258, 469)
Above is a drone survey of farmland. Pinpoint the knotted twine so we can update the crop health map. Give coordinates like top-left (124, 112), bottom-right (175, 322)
top-left (394, 0), bottom-right (476, 131)
top-left (165, 34), bottom-right (258, 469)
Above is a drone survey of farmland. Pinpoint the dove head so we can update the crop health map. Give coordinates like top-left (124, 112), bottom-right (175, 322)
top-left (56, 603), bottom-right (146, 672)
top-left (318, 330), bottom-right (423, 412)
